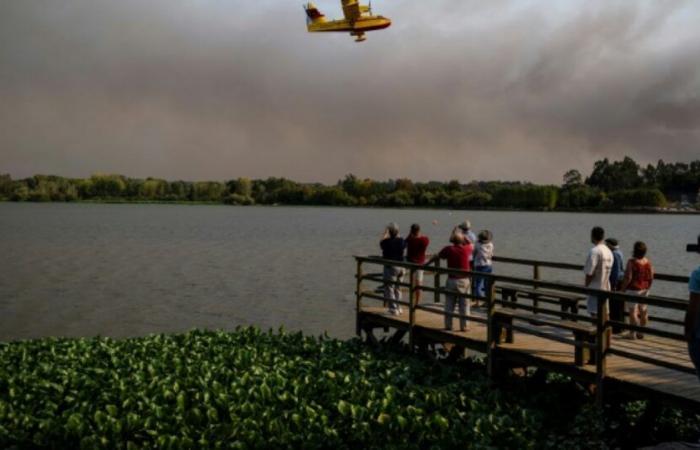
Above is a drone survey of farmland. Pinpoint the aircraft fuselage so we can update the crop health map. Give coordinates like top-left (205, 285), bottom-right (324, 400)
top-left (307, 16), bottom-right (391, 33)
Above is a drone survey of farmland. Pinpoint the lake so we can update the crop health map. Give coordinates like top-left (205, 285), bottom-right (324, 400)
top-left (1, 203), bottom-right (698, 341)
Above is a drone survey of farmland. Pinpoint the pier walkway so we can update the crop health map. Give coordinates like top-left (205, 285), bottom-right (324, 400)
top-left (354, 256), bottom-right (699, 410)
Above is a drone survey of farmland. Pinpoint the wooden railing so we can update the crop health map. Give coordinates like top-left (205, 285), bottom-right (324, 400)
top-left (354, 255), bottom-right (695, 406)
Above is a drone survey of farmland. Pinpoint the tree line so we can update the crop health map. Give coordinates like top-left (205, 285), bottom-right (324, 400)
top-left (1, 157), bottom-right (698, 210)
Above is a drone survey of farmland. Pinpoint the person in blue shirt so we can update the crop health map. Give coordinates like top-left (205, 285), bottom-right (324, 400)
top-left (686, 234), bottom-right (700, 381)
top-left (606, 238), bottom-right (625, 334)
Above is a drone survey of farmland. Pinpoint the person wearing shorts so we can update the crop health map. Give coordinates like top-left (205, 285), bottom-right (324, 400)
top-left (426, 228), bottom-right (473, 332)
top-left (620, 241), bottom-right (654, 339)
top-left (405, 224), bottom-right (429, 304)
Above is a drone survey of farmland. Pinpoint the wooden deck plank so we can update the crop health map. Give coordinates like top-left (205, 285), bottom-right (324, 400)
top-left (358, 305), bottom-right (700, 407)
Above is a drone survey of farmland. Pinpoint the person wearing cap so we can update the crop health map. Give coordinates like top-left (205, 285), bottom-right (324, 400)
top-left (686, 234), bottom-right (700, 381)
top-left (606, 238), bottom-right (625, 333)
top-left (458, 220), bottom-right (477, 246)
top-left (405, 224), bottom-right (430, 304)
top-left (380, 222), bottom-right (406, 315)
top-left (473, 230), bottom-right (494, 305)
top-left (425, 227), bottom-right (474, 332)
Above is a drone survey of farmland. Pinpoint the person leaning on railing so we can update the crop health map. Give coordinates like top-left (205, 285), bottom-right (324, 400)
top-left (686, 234), bottom-right (700, 381)
top-left (425, 228), bottom-right (474, 332)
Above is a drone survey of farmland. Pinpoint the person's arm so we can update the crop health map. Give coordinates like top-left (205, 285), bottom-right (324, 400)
top-left (584, 250), bottom-right (596, 287)
top-left (425, 255), bottom-right (440, 266)
top-left (685, 292), bottom-right (700, 340)
top-left (425, 247), bottom-right (444, 266)
top-left (649, 264), bottom-right (655, 288)
top-left (620, 260), bottom-right (633, 291)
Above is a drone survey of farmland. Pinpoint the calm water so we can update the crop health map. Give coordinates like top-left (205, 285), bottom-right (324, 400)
top-left (1, 203), bottom-right (698, 341)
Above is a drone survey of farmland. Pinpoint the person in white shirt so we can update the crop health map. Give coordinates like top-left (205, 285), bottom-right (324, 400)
top-left (583, 226), bottom-right (614, 316)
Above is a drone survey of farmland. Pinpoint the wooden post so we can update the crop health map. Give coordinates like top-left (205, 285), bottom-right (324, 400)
top-left (533, 263), bottom-right (541, 283)
top-left (434, 259), bottom-right (441, 304)
top-left (595, 293), bottom-right (608, 407)
top-left (486, 278), bottom-right (498, 378)
top-left (355, 259), bottom-right (363, 337)
top-left (408, 267), bottom-right (416, 350)
top-left (532, 263), bottom-right (540, 314)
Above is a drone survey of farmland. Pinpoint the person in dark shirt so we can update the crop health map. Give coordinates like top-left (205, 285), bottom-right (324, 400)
top-left (380, 222), bottom-right (405, 315)
top-left (686, 234), bottom-right (700, 382)
top-left (426, 228), bottom-right (474, 331)
top-left (405, 223), bottom-right (429, 304)
top-left (606, 238), bottom-right (625, 334)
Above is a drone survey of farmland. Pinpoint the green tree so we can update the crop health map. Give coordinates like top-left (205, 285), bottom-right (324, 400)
top-left (585, 157), bottom-right (642, 192)
top-left (90, 174), bottom-right (127, 198)
top-left (562, 169), bottom-right (583, 187)
top-left (0, 174), bottom-right (12, 199)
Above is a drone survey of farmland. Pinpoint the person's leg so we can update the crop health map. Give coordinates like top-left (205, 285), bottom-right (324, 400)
top-left (415, 270), bottom-right (424, 304)
top-left (383, 266), bottom-right (394, 311)
top-left (628, 304), bottom-right (639, 338)
top-left (444, 279), bottom-right (455, 330)
top-left (473, 266), bottom-right (484, 302)
top-left (458, 296), bottom-right (467, 331)
top-left (394, 268), bottom-right (404, 314)
top-left (637, 304), bottom-right (648, 339)
top-left (639, 305), bottom-right (648, 326)
top-left (462, 278), bottom-right (471, 330)
top-left (609, 293), bottom-right (622, 334)
top-left (688, 335), bottom-right (700, 382)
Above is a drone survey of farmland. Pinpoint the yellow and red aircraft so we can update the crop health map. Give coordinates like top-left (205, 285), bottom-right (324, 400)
top-left (304, 1), bottom-right (391, 43)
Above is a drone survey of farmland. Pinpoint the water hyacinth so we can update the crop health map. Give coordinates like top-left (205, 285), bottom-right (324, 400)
top-left (0, 328), bottom-right (696, 449)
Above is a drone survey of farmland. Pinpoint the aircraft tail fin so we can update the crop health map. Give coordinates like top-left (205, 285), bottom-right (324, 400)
top-left (304, 2), bottom-right (326, 24)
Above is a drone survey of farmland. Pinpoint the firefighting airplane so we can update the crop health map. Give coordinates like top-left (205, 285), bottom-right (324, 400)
top-left (304, 1), bottom-right (391, 42)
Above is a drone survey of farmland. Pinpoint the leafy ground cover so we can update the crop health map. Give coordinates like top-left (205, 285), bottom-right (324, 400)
top-left (0, 328), bottom-right (698, 449)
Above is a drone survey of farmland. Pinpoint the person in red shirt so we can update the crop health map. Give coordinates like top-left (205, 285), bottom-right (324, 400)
top-left (426, 228), bottom-right (474, 332)
top-left (405, 223), bottom-right (430, 304)
top-left (621, 241), bottom-right (655, 339)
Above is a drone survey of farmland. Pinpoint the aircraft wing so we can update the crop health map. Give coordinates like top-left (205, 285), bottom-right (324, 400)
top-left (341, 0), bottom-right (361, 21)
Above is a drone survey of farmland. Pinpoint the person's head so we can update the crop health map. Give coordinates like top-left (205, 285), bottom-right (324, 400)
top-left (450, 228), bottom-right (465, 245)
top-left (478, 230), bottom-right (492, 243)
top-left (386, 222), bottom-right (399, 238)
top-left (459, 220), bottom-right (471, 232)
top-left (633, 241), bottom-right (647, 259)
top-left (605, 238), bottom-right (619, 250)
top-left (591, 226), bottom-right (605, 244)
top-left (410, 223), bottom-right (420, 236)
top-left (687, 234), bottom-right (700, 254)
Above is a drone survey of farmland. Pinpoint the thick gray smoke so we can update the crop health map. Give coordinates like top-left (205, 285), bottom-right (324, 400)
top-left (1, 0), bottom-right (699, 183)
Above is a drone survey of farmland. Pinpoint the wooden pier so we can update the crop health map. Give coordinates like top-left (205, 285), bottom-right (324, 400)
top-left (355, 256), bottom-right (700, 410)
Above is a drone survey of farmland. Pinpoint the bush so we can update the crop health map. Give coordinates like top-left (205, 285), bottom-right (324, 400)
top-left (2, 329), bottom-right (697, 449)
top-left (607, 188), bottom-right (667, 208)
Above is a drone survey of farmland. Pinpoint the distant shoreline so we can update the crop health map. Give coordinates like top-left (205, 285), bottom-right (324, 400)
top-left (1, 199), bottom-right (698, 215)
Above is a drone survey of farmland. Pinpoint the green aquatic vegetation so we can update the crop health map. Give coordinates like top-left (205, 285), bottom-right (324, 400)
top-left (0, 328), bottom-right (697, 449)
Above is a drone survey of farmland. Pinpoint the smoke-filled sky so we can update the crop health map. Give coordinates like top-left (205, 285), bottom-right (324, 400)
top-left (1, 0), bottom-right (699, 183)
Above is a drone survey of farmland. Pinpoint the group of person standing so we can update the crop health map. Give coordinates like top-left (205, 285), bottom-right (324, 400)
top-left (379, 219), bottom-right (493, 332)
top-left (584, 226), bottom-right (655, 339)
top-left (378, 221), bottom-right (700, 382)
top-left (586, 228), bottom-right (700, 381)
